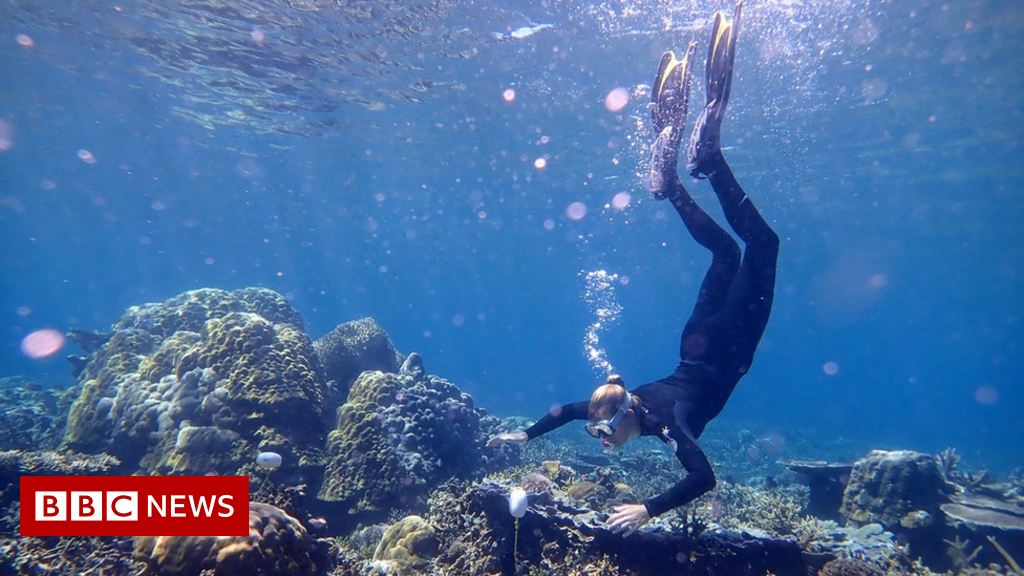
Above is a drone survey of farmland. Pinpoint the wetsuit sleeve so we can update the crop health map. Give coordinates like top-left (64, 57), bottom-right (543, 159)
top-left (523, 401), bottom-right (589, 439)
top-left (643, 432), bottom-right (716, 518)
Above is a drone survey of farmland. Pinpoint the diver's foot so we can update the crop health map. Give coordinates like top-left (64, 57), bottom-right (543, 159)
top-left (647, 126), bottom-right (678, 200)
top-left (649, 43), bottom-right (696, 197)
top-left (686, 3), bottom-right (742, 178)
top-left (685, 105), bottom-right (722, 178)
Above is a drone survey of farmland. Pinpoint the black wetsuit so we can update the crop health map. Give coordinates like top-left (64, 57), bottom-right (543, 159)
top-left (524, 150), bottom-right (779, 518)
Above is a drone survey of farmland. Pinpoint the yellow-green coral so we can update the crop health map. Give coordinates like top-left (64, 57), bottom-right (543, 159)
top-left (372, 515), bottom-right (438, 576)
top-left (181, 313), bottom-right (323, 421)
top-left (318, 371), bottom-right (406, 510)
top-left (62, 289), bottom-right (325, 478)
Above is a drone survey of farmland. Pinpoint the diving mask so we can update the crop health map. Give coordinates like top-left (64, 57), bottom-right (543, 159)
top-left (584, 391), bottom-right (632, 439)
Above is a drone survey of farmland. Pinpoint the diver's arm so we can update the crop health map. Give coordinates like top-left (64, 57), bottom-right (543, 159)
top-left (643, 432), bottom-right (716, 517)
top-left (523, 401), bottom-right (590, 439)
top-left (486, 401), bottom-right (589, 447)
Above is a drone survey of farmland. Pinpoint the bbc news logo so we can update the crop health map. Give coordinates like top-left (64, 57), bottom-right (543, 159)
top-left (21, 476), bottom-right (248, 536)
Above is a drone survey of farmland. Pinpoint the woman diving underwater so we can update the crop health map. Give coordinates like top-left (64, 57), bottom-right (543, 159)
top-left (487, 3), bottom-right (780, 537)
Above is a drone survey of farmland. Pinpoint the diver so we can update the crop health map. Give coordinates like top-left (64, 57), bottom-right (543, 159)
top-left (488, 3), bottom-right (779, 537)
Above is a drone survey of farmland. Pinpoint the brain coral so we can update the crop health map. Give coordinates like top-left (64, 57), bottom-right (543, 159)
top-left (313, 317), bottom-right (404, 397)
top-left (134, 502), bottom-right (316, 576)
top-left (372, 515), bottom-right (439, 576)
top-left (318, 367), bottom-right (513, 514)
top-left (63, 288), bottom-right (325, 477)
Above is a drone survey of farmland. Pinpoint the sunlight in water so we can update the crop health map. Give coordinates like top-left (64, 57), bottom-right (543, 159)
top-left (581, 270), bottom-right (623, 376)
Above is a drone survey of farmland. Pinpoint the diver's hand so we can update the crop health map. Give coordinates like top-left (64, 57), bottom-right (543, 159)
top-left (606, 504), bottom-right (651, 537)
top-left (486, 431), bottom-right (528, 447)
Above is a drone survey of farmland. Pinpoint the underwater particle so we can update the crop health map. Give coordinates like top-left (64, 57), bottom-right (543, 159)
top-left (604, 87), bottom-right (630, 113)
top-left (16, 306), bottom-right (31, 316)
top-left (974, 385), bottom-right (997, 405)
top-left (256, 451), bottom-right (282, 469)
top-left (16, 34), bottom-right (34, 47)
top-left (20, 328), bottom-right (65, 359)
top-left (77, 149), bottom-right (97, 164)
top-left (851, 20), bottom-right (880, 46)
top-left (823, 361), bottom-right (839, 375)
top-left (251, 28), bottom-right (265, 44)
top-left (0, 119), bottom-right (12, 152)
top-left (543, 219), bottom-right (555, 230)
top-left (866, 273), bottom-right (888, 289)
top-left (503, 88), bottom-right (516, 102)
top-left (451, 314), bottom-right (465, 327)
top-left (566, 202), bottom-right (587, 220)
top-left (41, 179), bottom-right (57, 190)
top-left (611, 191), bottom-right (631, 210)
top-left (862, 78), bottom-right (887, 103)
top-left (534, 157), bottom-right (547, 169)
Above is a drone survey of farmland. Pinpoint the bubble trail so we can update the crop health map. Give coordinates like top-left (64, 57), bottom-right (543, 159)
top-left (581, 269), bottom-right (622, 376)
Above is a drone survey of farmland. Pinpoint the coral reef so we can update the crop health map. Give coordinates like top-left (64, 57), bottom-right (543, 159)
top-left (781, 459), bottom-right (853, 520)
top-left (313, 317), bottom-right (404, 400)
top-left (61, 288), bottom-right (327, 478)
top-left (0, 501), bottom-right (145, 576)
top-left (317, 366), bottom-right (515, 517)
top-left (0, 376), bottom-right (66, 450)
top-left (841, 450), bottom-right (954, 530)
top-left (0, 450), bottom-right (120, 506)
top-left (425, 479), bottom-right (812, 576)
top-left (133, 502), bottom-right (318, 576)
top-left (113, 286), bottom-right (305, 337)
top-left (818, 557), bottom-right (885, 576)
top-left (706, 481), bottom-right (809, 536)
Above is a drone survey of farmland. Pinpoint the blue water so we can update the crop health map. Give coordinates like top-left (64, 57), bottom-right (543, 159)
top-left (1, 0), bottom-right (1021, 471)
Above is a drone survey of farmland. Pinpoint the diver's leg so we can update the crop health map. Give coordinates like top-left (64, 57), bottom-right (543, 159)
top-left (704, 151), bottom-right (779, 370)
top-left (667, 179), bottom-right (741, 330)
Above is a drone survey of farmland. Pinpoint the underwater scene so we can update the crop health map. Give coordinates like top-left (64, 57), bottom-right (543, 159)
top-left (1, 0), bottom-right (1022, 574)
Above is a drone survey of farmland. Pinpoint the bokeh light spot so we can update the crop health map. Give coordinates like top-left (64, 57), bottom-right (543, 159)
top-left (534, 157), bottom-right (547, 170)
top-left (604, 87), bottom-right (630, 112)
top-left (16, 34), bottom-right (34, 47)
top-left (21, 329), bottom-right (65, 359)
top-left (566, 202), bottom-right (587, 220)
top-left (974, 385), bottom-right (998, 405)
top-left (611, 191), bottom-right (631, 210)
top-left (0, 120), bottom-right (13, 152)
top-left (77, 149), bottom-right (97, 164)
top-left (823, 361), bottom-right (839, 376)
top-left (502, 88), bottom-right (516, 102)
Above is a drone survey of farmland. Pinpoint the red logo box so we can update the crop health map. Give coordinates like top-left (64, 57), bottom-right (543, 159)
top-left (20, 476), bottom-right (249, 536)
